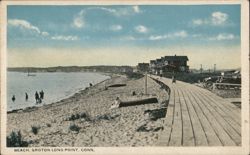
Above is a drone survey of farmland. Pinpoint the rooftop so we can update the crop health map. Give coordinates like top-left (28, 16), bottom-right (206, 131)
top-left (164, 55), bottom-right (189, 61)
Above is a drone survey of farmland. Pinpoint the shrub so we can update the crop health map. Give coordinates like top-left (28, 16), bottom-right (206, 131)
top-left (80, 112), bottom-right (92, 121)
top-left (69, 114), bottom-right (76, 121)
top-left (6, 131), bottom-right (28, 147)
top-left (68, 112), bottom-right (92, 121)
top-left (125, 72), bottom-right (144, 79)
top-left (162, 72), bottom-right (221, 84)
top-left (31, 126), bottom-right (39, 135)
top-left (69, 123), bottom-right (80, 132)
top-left (144, 108), bottom-right (167, 121)
top-left (95, 113), bottom-right (120, 121)
top-left (75, 114), bottom-right (80, 119)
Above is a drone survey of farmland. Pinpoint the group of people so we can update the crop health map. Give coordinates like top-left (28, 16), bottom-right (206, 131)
top-left (11, 90), bottom-right (45, 104)
top-left (35, 90), bottom-right (44, 104)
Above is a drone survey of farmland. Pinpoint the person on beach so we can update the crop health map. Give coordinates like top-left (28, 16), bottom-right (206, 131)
top-left (12, 95), bottom-right (15, 102)
top-left (40, 90), bottom-right (44, 100)
top-left (172, 72), bottom-right (176, 84)
top-left (35, 91), bottom-right (39, 104)
top-left (25, 93), bottom-right (28, 101)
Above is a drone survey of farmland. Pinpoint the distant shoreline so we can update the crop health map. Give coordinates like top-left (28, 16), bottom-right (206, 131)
top-left (7, 66), bottom-right (240, 73)
top-left (7, 65), bottom-right (135, 74)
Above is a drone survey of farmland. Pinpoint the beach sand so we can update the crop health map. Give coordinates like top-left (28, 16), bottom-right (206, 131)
top-left (7, 75), bottom-right (169, 147)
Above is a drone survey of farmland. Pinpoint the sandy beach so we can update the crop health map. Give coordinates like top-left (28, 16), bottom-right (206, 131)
top-left (7, 75), bottom-right (169, 147)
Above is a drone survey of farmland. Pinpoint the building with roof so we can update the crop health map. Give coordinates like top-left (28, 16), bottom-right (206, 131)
top-left (163, 55), bottom-right (189, 72)
top-left (137, 63), bottom-right (150, 72)
top-left (149, 55), bottom-right (189, 74)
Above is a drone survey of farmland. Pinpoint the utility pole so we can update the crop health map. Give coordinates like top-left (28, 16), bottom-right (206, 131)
top-left (145, 72), bottom-right (147, 95)
top-left (200, 64), bottom-right (203, 74)
top-left (214, 64), bottom-right (216, 73)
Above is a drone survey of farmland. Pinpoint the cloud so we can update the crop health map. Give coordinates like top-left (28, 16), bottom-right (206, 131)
top-left (211, 12), bottom-right (228, 25)
top-left (192, 19), bottom-right (204, 26)
top-left (41, 32), bottom-right (49, 36)
top-left (110, 25), bottom-right (123, 31)
top-left (8, 19), bottom-right (49, 37)
top-left (8, 19), bottom-right (41, 33)
top-left (133, 6), bottom-right (141, 13)
top-left (51, 35), bottom-right (79, 41)
top-left (73, 16), bottom-right (85, 28)
top-left (192, 11), bottom-right (229, 26)
top-left (88, 6), bottom-right (141, 16)
top-left (149, 30), bottom-right (188, 40)
top-left (149, 35), bottom-right (166, 40)
top-left (72, 10), bottom-right (86, 28)
top-left (208, 33), bottom-right (235, 41)
top-left (72, 6), bottom-right (141, 28)
top-left (8, 19), bottom-right (81, 41)
top-left (173, 31), bottom-right (188, 38)
top-left (135, 25), bottom-right (148, 33)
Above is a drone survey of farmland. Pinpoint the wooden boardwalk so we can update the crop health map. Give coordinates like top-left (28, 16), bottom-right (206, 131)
top-left (150, 75), bottom-right (241, 146)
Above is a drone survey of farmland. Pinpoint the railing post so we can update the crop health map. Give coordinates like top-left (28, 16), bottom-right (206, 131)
top-left (213, 83), bottom-right (216, 90)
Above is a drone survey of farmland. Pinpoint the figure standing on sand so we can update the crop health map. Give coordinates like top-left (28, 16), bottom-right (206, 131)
top-left (12, 95), bottom-right (15, 102)
top-left (35, 91), bottom-right (40, 104)
top-left (25, 93), bottom-right (28, 101)
top-left (40, 90), bottom-right (44, 100)
top-left (172, 72), bottom-right (176, 84)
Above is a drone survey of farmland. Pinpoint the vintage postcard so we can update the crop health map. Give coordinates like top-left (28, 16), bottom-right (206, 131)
top-left (0, 0), bottom-right (249, 155)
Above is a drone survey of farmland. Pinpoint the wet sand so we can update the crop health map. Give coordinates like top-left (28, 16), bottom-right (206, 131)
top-left (7, 75), bottom-right (169, 147)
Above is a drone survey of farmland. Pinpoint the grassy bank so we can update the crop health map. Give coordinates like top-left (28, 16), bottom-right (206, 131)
top-left (124, 72), bottom-right (144, 79)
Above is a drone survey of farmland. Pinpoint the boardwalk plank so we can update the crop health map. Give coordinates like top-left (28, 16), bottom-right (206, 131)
top-left (189, 88), bottom-right (236, 146)
top-left (179, 87), bottom-right (208, 146)
top-left (198, 87), bottom-right (241, 115)
top-left (169, 88), bottom-right (182, 146)
top-left (195, 89), bottom-right (241, 135)
top-left (192, 89), bottom-right (241, 145)
top-left (196, 88), bottom-right (241, 124)
top-left (177, 88), bottom-right (195, 146)
top-left (185, 89), bottom-right (222, 146)
top-left (175, 81), bottom-right (240, 125)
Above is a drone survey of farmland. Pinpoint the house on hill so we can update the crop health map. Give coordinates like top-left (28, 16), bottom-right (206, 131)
top-left (149, 55), bottom-right (189, 74)
top-left (137, 63), bottom-right (149, 72)
top-left (149, 60), bottom-right (157, 73)
top-left (163, 55), bottom-right (189, 72)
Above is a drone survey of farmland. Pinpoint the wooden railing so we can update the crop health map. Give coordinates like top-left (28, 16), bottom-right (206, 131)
top-left (212, 83), bottom-right (241, 90)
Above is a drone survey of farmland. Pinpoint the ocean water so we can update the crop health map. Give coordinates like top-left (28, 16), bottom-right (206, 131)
top-left (7, 72), bottom-right (110, 111)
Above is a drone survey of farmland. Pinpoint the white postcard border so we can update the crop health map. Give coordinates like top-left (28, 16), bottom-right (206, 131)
top-left (0, 0), bottom-right (249, 155)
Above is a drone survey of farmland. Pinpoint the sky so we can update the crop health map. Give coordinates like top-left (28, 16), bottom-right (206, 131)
top-left (7, 5), bottom-right (241, 69)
